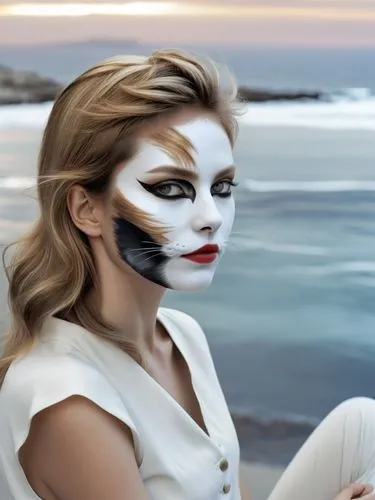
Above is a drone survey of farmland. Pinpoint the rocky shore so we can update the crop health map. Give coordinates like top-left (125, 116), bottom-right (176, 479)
top-left (0, 65), bottom-right (62, 105)
top-left (232, 413), bottom-right (314, 465)
top-left (237, 86), bottom-right (323, 103)
top-left (0, 64), bottom-right (324, 105)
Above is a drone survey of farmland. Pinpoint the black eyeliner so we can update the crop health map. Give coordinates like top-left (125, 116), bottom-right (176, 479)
top-left (137, 179), bottom-right (195, 201)
top-left (137, 179), bottom-right (156, 194)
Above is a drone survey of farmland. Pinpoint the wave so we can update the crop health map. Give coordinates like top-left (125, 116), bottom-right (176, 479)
top-left (329, 87), bottom-right (373, 102)
top-left (286, 261), bottom-right (375, 277)
top-left (349, 277), bottom-right (375, 288)
top-left (230, 238), bottom-right (329, 256)
top-left (0, 102), bottom-right (53, 129)
top-left (244, 179), bottom-right (375, 193)
top-left (0, 177), bottom-right (36, 189)
top-left (239, 88), bottom-right (375, 130)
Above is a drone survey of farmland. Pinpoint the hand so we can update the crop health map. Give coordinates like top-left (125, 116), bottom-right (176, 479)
top-left (335, 484), bottom-right (373, 499)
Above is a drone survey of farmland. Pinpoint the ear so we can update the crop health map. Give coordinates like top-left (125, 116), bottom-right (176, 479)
top-left (67, 185), bottom-right (103, 237)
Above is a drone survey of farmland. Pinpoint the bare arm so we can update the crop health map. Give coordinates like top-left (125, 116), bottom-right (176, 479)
top-left (19, 395), bottom-right (148, 500)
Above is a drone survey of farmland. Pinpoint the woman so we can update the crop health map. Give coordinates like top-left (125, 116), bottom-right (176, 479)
top-left (0, 49), bottom-right (375, 500)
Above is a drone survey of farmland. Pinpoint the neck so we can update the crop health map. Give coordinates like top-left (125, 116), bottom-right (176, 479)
top-left (91, 240), bottom-right (166, 353)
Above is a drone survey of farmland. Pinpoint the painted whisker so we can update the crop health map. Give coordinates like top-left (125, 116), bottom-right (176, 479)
top-left (129, 249), bottom-right (163, 258)
top-left (128, 247), bottom-right (162, 253)
top-left (139, 252), bottom-right (164, 264)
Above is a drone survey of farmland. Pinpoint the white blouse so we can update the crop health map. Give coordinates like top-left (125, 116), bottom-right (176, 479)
top-left (0, 307), bottom-right (241, 499)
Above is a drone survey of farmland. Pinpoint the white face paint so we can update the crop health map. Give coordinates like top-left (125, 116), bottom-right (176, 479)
top-left (114, 116), bottom-right (236, 291)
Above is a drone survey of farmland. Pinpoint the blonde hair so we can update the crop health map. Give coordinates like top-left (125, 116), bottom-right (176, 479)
top-left (0, 49), bottom-right (239, 386)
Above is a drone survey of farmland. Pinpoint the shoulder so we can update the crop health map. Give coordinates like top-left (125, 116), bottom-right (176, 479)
top-left (2, 316), bottom-right (118, 408)
top-left (19, 394), bottom-right (148, 500)
top-left (0, 330), bottom-right (141, 462)
top-left (2, 338), bottom-right (110, 409)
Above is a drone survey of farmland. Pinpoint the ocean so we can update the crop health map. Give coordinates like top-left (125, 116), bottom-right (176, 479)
top-left (1, 91), bottom-right (375, 465)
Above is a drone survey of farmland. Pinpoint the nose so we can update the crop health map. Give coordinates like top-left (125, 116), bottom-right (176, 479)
top-left (192, 197), bottom-right (223, 234)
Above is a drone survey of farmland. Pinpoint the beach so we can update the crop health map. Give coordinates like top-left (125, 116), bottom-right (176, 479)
top-left (242, 463), bottom-right (283, 500)
top-left (1, 98), bottom-right (375, 497)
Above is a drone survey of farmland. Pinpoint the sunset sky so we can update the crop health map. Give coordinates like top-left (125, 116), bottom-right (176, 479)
top-left (0, 0), bottom-right (375, 46)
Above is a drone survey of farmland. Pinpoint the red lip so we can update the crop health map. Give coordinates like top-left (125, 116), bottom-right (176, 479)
top-left (182, 244), bottom-right (219, 264)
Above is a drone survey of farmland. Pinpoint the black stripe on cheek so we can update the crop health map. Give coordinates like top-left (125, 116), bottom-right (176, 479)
top-left (113, 217), bottom-right (170, 288)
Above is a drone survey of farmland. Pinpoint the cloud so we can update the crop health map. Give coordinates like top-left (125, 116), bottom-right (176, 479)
top-left (1, 1), bottom-right (374, 46)
top-left (0, 1), bottom-right (375, 20)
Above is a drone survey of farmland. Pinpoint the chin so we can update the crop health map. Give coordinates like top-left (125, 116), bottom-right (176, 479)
top-left (169, 276), bottom-right (215, 292)
top-left (165, 260), bottom-right (218, 291)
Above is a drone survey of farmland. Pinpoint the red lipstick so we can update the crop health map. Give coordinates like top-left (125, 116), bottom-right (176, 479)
top-left (182, 244), bottom-right (219, 264)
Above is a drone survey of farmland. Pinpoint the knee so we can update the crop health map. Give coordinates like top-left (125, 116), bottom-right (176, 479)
top-left (330, 397), bottom-right (375, 423)
top-left (336, 397), bottom-right (375, 413)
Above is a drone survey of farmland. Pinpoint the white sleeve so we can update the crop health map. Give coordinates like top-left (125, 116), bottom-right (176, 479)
top-left (4, 351), bottom-right (143, 466)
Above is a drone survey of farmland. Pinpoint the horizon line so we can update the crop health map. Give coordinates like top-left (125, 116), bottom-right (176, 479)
top-left (2, 38), bottom-right (375, 50)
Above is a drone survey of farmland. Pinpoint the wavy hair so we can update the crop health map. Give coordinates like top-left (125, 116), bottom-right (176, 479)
top-left (0, 49), bottom-right (239, 387)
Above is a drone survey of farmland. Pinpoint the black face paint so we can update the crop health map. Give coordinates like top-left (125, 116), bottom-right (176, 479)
top-left (114, 217), bottom-right (170, 288)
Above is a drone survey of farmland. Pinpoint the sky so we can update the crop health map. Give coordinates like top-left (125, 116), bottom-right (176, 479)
top-left (0, 0), bottom-right (375, 46)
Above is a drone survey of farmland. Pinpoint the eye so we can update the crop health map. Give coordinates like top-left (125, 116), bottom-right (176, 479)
top-left (211, 180), bottom-right (238, 198)
top-left (138, 180), bottom-right (195, 201)
top-left (154, 183), bottom-right (185, 198)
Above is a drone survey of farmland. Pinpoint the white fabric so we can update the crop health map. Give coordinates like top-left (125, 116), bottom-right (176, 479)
top-left (0, 307), bottom-right (241, 500)
top-left (269, 397), bottom-right (375, 500)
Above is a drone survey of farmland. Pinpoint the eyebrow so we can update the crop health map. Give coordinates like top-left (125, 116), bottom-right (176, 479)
top-left (146, 165), bottom-right (236, 183)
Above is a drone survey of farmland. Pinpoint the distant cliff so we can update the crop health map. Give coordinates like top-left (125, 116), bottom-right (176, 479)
top-left (0, 65), bottom-right (62, 105)
top-left (237, 86), bottom-right (323, 103)
top-left (0, 65), bottom-right (323, 105)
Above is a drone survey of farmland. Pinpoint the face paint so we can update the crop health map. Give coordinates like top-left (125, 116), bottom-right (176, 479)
top-left (114, 116), bottom-right (236, 291)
